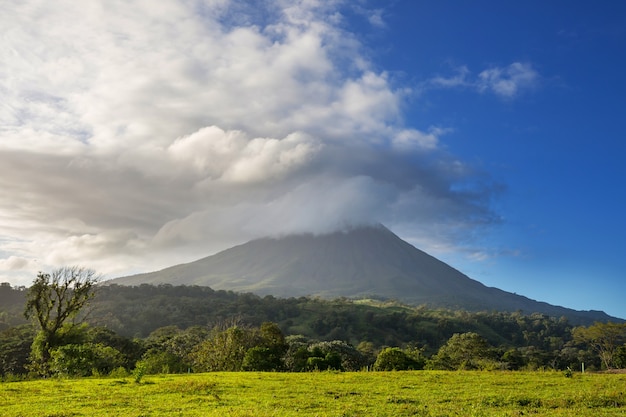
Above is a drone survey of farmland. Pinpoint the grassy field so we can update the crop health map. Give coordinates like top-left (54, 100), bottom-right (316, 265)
top-left (1, 371), bottom-right (625, 416)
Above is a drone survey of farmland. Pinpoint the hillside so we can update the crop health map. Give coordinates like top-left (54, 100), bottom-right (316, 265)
top-left (109, 225), bottom-right (617, 323)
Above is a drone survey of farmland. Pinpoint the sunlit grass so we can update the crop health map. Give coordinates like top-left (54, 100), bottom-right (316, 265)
top-left (1, 371), bottom-right (625, 416)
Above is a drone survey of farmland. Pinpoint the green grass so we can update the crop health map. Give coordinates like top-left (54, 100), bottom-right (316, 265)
top-left (1, 371), bottom-right (625, 416)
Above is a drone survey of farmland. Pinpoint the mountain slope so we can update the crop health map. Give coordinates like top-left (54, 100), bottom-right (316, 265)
top-left (109, 225), bottom-right (617, 323)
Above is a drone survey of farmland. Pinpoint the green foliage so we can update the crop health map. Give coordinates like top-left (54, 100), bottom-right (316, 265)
top-left (0, 283), bottom-right (27, 329)
top-left (428, 332), bottom-right (497, 370)
top-left (4, 281), bottom-right (625, 377)
top-left (190, 325), bottom-right (257, 372)
top-left (139, 325), bottom-right (209, 374)
top-left (573, 321), bottom-right (626, 369)
top-left (259, 321), bottom-right (288, 351)
top-left (242, 322), bottom-right (288, 371)
top-left (284, 337), bottom-right (311, 371)
top-left (616, 344), bottom-right (626, 369)
top-left (49, 343), bottom-right (125, 377)
top-left (89, 285), bottom-right (584, 346)
top-left (305, 355), bottom-right (328, 370)
top-left (81, 284), bottom-right (600, 370)
top-left (242, 347), bottom-right (280, 371)
top-left (0, 324), bottom-right (34, 376)
top-left (307, 340), bottom-right (367, 371)
top-left (374, 347), bottom-right (425, 371)
top-left (108, 366), bottom-right (129, 378)
top-left (502, 348), bottom-right (525, 370)
top-left (137, 350), bottom-right (185, 375)
top-left (23, 267), bottom-right (99, 375)
top-left (86, 326), bottom-right (143, 369)
top-left (132, 360), bottom-right (147, 383)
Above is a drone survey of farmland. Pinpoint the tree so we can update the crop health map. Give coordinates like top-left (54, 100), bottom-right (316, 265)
top-left (259, 322), bottom-right (288, 354)
top-left (307, 340), bottom-right (368, 371)
top-left (0, 324), bottom-right (35, 377)
top-left (373, 347), bottom-right (424, 371)
top-left (615, 344), bottom-right (626, 369)
top-left (428, 332), bottom-right (495, 370)
top-left (573, 322), bottom-right (626, 369)
top-left (502, 348), bottom-right (526, 370)
top-left (242, 347), bottom-right (278, 371)
top-left (24, 267), bottom-right (100, 375)
top-left (137, 350), bottom-right (186, 375)
top-left (190, 325), bottom-right (257, 372)
top-left (50, 343), bottom-right (124, 377)
top-left (283, 335), bottom-right (311, 372)
top-left (242, 322), bottom-right (288, 371)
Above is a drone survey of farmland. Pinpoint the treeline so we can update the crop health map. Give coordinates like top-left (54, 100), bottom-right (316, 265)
top-left (1, 282), bottom-right (625, 378)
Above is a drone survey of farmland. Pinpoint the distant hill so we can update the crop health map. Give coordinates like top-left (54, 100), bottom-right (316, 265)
top-left (109, 224), bottom-right (619, 324)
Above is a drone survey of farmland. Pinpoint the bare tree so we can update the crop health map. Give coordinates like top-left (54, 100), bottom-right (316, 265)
top-left (24, 266), bottom-right (100, 375)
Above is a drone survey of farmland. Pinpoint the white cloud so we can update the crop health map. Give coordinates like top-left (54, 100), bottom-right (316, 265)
top-left (428, 62), bottom-right (539, 99)
top-left (168, 126), bottom-right (321, 183)
top-left (367, 9), bottom-right (386, 28)
top-left (0, 0), bottom-right (501, 284)
top-left (0, 256), bottom-right (32, 271)
top-left (391, 129), bottom-right (439, 151)
top-left (478, 62), bottom-right (539, 98)
top-left (429, 66), bottom-right (471, 88)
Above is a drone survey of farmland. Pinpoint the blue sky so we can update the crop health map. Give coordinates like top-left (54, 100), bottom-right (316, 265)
top-left (366, 1), bottom-right (626, 318)
top-left (1, 1), bottom-right (624, 319)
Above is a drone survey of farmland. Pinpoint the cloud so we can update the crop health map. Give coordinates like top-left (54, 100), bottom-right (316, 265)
top-left (478, 62), bottom-right (539, 98)
top-left (428, 62), bottom-right (539, 98)
top-left (0, 256), bottom-right (32, 271)
top-left (0, 0), bottom-right (501, 284)
top-left (351, 5), bottom-right (386, 28)
top-left (167, 127), bottom-right (322, 183)
top-left (429, 66), bottom-right (471, 88)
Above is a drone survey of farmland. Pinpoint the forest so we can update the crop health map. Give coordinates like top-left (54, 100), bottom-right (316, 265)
top-left (1, 280), bottom-right (625, 379)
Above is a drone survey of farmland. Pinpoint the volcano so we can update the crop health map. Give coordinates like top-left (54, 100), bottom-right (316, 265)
top-left (109, 224), bottom-right (616, 323)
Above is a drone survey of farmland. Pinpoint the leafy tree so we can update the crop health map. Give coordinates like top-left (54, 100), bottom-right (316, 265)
top-left (50, 343), bottom-right (124, 377)
top-left (24, 267), bottom-right (100, 375)
top-left (0, 283), bottom-right (27, 330)
top-left (283, 340), bottom-right (367, 372)
top-left (87, 326), bottom-right (143, 369)
top-left (242, 322), bottom-right (288, 371)
top-left (356, 341), bottom-right (377, 367)
top-left (304, 349), bottom-right (342, 371)
top-left (0, 324), bottom-right (35, 377)
top-left (283, 335), bottom-right (310, 372)
top-left (502, 348), bottom-right (526, 370)
top-left (573, 322), bottom-right (626, 369)
top-left (373, 347), bottom-right (424, 371)
top-left (428, 332), bottom-right (495, 370)
top-left (615, 344), bottom-right (626, 369)
top-left (137, 350), bottom-right (186, 375)
top-left (259, 322), bottom-right (288, 353)
top-left (242, 347), bottom-right (279, 371)
top-left (190, 325), bottom-right (257, 372)
top-left (307, 340), bottom-right (367, 371)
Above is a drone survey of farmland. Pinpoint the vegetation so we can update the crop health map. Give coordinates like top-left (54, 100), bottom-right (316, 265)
top-left (373, 347), bottom-right (424, 371)
top-left (0, 283), bottom-right (27, 331)
top-left (573, 321), bottom-right (626, 369)
top-left (1, 281), bottom-right (625, 379)
top-left (23, 267), bottom-right (100, 375)
top-left (1, 261), bottom-right (624, 416)
top-left (2, 371), bottom-right (626, 416)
